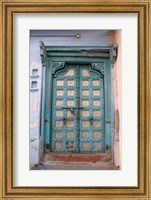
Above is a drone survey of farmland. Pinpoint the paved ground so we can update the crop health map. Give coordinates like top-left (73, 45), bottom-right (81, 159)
top-left (31, 161), bottom-right (119, 170)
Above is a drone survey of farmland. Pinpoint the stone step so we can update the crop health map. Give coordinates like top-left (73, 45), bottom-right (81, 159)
top-left (44, 153), bottom-right (112, 162)
top-left (32, 160), bottom-right (119, 170)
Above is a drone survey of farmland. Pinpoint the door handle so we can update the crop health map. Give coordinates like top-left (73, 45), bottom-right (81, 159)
top-left (61, 107), bottom-right (76, 114)
top-left (63, 117), bottom-right (66, 125)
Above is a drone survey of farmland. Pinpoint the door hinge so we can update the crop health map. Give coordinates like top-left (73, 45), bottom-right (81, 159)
top-left (105, 145), bottom-right (110, 151)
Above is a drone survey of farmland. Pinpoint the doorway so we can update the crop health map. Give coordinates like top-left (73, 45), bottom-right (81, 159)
top-left (40, 44), bottom-right (117, 159)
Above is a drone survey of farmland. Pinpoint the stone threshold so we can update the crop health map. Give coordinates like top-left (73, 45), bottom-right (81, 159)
top-left (44, 152), bottom-right (112, 162)
top-left (30, 153), bottom-right (120, 170)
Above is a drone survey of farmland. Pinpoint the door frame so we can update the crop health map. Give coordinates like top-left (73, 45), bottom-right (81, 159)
top-left (39, 42), bottom-right (117, 158)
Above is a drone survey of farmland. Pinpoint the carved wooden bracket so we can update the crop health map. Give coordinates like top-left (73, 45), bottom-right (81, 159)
top-left (110, 43), bottom-right (118, 68)
top-left (91, 63), bottom-right (104, 76)
top-left (52, 62), bottom-right (65, 77)
top-left (39, 41), bottom-right (47, 66)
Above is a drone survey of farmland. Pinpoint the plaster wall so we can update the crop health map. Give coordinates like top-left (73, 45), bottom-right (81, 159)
top-left (112, 30), bottom-right (122, 167)
top-left (29, 30), bottom-right (121, 168)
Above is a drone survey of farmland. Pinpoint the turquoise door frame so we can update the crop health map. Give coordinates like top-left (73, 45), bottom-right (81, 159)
top-left (40, 42), bottom-right (117, 155)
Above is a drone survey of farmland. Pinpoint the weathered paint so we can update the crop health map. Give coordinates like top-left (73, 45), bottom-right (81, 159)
top-left (40, 44), bottom-right (116, 155)
top-left (30, 119), bottom-right (39, 129)
top-left (32, 96), bottom-right (38, 111)
top-left (51, 64), bottom-right (105, 153)
top-left (31, 61), bottom-right (41, 68)
top-left (30, 37), bottom-right (43, 166)
top-left (112, 30), bottom-right (122, 167)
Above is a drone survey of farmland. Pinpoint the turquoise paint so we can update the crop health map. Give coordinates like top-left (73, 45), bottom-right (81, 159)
top-left (51, 64), bottom-right (78, 152)
top-left (44, 59), bottom-right (52, 152)
top-left (40, 44), bottom-right (117, 154)
top-left (40, 65), bottom-right (46, 154)
top-left (51, 64), bottom-right (105, 153)
top-left (104, 60), bottom-right (112, 153)
top-left (79, 65), bottom-right (105, 153)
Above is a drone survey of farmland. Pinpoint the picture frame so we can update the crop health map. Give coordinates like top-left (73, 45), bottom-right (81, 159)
top-left (0, 0), bottom-right (150, 199)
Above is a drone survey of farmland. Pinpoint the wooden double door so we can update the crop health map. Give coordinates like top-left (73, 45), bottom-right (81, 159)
top-left (51, 64), bottom-right (105, 153)
top-left (41, 45), bottom-right (116, 155)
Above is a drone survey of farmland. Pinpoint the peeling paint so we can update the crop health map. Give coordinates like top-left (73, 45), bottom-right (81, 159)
top-left (30, 138), bottom-right (37, 142)
top-left (31, 61), bottom-right (42, 68)
top-left (32, 105), bottom-right (37, 111)
top-left (30, 141), bottom-right (39, 151)
top-left (113, 30), bottom-right (121, 167)
top-left (115, 110), bottom-right (119, 131)
top-left (32, 96), bottom-right (38, 111)
top-left (30, 119), bottom-right (39, 128)
top-left (33, 96), bottom-right (38, 104)
top-left (31, 145), bottom-right (39, 152)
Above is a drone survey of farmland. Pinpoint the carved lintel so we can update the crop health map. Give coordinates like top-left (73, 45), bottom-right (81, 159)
top-left (39, 41), bottom-right (47, 66)
top-left (110, 43), bottom-right (118, 68)
top-left (91, 63), bottom-right (104, 75)
top-left (52, 62), bottom-right (65, 77)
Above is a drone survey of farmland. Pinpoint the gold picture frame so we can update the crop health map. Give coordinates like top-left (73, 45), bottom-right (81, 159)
top-left (0, 0), bottom-right (151, 199)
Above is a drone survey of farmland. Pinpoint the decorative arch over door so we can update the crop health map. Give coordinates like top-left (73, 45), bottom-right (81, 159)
top-left (40, 42), bottom-right (117, 157)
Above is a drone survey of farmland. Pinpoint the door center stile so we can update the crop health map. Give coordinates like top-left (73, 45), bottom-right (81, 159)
top-left (76, 65), bottom-right (80, 153)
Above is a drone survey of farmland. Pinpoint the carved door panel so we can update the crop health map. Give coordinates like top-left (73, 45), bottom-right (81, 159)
top-left (51, 65), bottom-right (78, 152)
top-left (79, 66), bottom-right (104, 152)
top-left (51, 64), bottom-right (105, 153)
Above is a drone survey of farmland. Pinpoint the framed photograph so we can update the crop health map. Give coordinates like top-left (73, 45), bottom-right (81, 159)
top-left (30, 30), bottom-right (120, 171)
top-left (0, 0), bottom-right (151, 199)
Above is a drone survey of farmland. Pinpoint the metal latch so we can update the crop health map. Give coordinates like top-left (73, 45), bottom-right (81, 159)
top-left (105, 145), bottom-right (110, 151)
top-left (45, 143), bottom-right (50, 149)
top-left (89, 117), bottom-right (93, 125)
top-left (106, 120), bottom-right (111, 124)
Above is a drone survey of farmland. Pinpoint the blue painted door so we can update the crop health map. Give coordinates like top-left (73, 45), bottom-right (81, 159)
top-left (51, 64), bottom-right (104, 153)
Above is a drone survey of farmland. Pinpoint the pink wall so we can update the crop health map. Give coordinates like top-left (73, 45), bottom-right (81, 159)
top-left (112, 30), bottom-right (122, 167)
